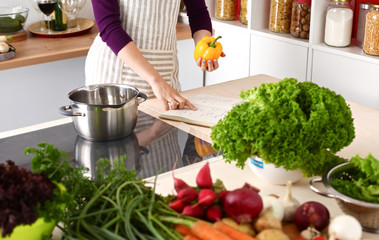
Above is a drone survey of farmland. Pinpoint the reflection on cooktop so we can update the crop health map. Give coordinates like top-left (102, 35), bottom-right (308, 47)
top-left (0, 112), bottom-right (221, 179)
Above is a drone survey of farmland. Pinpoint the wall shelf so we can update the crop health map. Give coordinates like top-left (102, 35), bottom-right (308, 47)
top-left (205, 0), bottom-right (379, 110)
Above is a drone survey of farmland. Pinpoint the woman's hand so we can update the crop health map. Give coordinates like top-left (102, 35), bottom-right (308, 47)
top-left (196, 52), bottom-right (226, 72)
top-left (117, 42), bottom-right (197, 112)
top-left (150, 79), bottom-right (196, 111)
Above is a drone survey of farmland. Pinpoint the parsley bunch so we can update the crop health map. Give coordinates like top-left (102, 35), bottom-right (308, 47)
top-left (25, 143), bottom-right (185, 239)
top-left (25, 142), bottom-right (95, 223)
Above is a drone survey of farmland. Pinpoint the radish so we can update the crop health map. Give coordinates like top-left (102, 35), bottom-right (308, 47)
top-left (172, 161), bottom-right (191, 193)
top-left (198, 189), bottom-right (217, 206)
top-left (196, 161), bottom-right (213, 188)
top-left (218, 190), bottom-right (229, 205)
top-left (182, 204), bottom-right (204, 218)
top-left (206, 205), bottom-right (223, 222)
top-left (223, 186), bottom-right (263, 224)
top-left (173, 176), bottom-right (191, 193)
top-left (177, 187), bottom-right (197, 204)
top-left (168, 199), bottom-right (185, 212)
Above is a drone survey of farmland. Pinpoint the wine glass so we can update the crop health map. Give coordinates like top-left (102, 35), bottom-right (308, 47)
top-left (31, 0), bottom-right (46, 31)
top-left (73, 0), bottom-right (86, 29)
top-left (58, 0), bottom-right (78, 32)
top-left (35, 0), bottom-right (57, 34)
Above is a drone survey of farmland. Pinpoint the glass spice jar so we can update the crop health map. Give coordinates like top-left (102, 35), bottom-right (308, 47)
top-left (356, 3), bottom-right (371, 47)
top-left (216, 0), bottom-right (237, 20)
top-left (290, 0), bottom-right (311, 39)
top-left (363, 4), bottom-right (379, 55)
top-left (240, 0), bottom-right (248, 24)
top-left (269, 0), bottom-right (293, 33)
top-left (324, 0), bottom-right (354, 47)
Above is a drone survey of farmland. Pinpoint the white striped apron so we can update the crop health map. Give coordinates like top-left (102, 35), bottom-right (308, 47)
top-left (85, 0), bottom-right (184, 178)
top-left (85, 0), bottom-right (182, 97)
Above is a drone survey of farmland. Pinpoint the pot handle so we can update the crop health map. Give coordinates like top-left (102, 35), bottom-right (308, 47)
top-left (59, 105), bottom-right (84, 117)
top-left (309, 178), bottom-right (339, 199)
top-left (137, 92), bottom-right (148, 105)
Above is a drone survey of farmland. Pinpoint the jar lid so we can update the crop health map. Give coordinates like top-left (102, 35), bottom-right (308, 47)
top-left (371, 4), bottom-right (379, 8)
top-left (359, 3), bottom-right (372, 9)
top-left (296, 0), bottom-right (311, 4)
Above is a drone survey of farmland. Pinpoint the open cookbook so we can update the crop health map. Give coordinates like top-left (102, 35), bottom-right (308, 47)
top-left (159, 94), bottom-right (244, 127)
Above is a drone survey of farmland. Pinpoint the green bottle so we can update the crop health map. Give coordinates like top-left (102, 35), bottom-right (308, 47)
top-left (51, 1), bottom-right (67, 31)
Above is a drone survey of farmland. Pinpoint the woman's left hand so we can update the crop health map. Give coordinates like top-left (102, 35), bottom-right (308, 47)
top-left (196, 52), bottom-right (226, 72)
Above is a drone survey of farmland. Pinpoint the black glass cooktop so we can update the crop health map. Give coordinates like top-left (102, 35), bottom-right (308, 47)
top-left (0, 112), bottom-right (220, 179)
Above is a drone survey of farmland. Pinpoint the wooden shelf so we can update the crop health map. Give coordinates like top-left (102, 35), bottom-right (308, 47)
top-left (0, 22), bottom-right (191, 71)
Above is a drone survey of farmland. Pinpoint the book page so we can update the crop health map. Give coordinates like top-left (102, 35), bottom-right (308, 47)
top-left (159, 94), bottom-right (243, 127)
top-left (188, 94), bottom-right (243, 109)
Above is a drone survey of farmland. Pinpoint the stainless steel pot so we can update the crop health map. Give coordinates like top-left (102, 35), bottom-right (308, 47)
top-left (59, 84), bottom-right (147, 141)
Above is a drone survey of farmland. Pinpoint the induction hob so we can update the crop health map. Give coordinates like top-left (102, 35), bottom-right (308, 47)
top-left (0, 111), bottom-right (221, 179)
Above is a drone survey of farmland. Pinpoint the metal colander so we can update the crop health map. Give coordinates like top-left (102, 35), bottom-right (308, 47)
top-left (310, 162), bottom-right (379, 233)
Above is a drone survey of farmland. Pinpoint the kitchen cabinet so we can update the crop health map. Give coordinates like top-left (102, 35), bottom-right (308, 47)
top-left (204, 21), bottom-right (250, 86)
top-left (177, 39), bottom-right (204, 91)
top-left (0, 57), bottom-right (85, 133)
top-left (311, 50), bottom-right (379, 107)
top-left (205, 0), bottom-right (379, 110)
top-left (250, 33), bottom-right (308, 81)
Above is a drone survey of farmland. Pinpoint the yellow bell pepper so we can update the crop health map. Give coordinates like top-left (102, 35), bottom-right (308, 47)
top-left (194, 36), bottom-right (223, 65)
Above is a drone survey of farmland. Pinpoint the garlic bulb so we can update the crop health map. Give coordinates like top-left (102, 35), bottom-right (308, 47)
top-left (261, 195), bottom-right (284, 221)
top-left (0, 42), bottom-right (10, 53)
top-left (0, 36), bottom-right (8, 42)
top-left (328, 215), bottom-right (362, 240)
top-left (279, 180), bottom-right (300, 222)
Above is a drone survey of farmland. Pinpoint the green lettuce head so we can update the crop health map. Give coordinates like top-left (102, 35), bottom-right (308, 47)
top-left (210, 78), bottom-right (355, 177)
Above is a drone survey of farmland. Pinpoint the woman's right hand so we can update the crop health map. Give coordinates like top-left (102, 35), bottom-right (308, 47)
top-left (117, 42), bottom-right (197, 112)
top-left (150, 79), bottom-right (196, 111)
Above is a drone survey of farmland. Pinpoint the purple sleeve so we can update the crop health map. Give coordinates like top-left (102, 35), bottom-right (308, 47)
top-left (184, 0), bottom-right (213, 36)
top-left (91, 0), bottom-right (132, 55)
top-left (91, 0), bottom-right (213, 55)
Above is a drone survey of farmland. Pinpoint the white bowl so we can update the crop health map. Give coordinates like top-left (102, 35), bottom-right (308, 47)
top-left (247, 156), bottom-right (303, 185)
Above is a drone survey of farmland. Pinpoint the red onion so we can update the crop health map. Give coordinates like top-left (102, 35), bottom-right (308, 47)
top-left (294, 201), bottom-right (330, 231)
top-left (223, 186), bottom-right (263, 224)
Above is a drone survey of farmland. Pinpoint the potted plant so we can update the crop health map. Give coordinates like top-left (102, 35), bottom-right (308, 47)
top-left (210, 78), bottom-right (355, 179)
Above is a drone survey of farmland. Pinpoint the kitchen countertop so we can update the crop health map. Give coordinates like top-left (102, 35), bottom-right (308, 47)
top-left (140, 74), bottom-right (379, 161)
top-left (0, 22), bottom-right (192, 71)
top-left (1, 74), bottom-right (378, 239)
